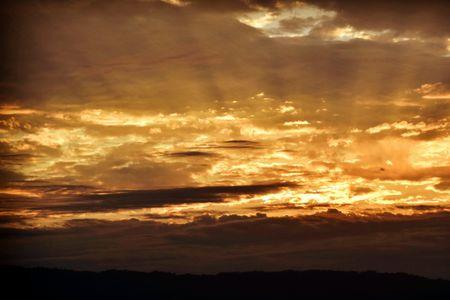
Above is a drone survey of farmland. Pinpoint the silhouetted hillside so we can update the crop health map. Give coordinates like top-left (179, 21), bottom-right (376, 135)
top-left (2, 266), bottom-right (450, 299)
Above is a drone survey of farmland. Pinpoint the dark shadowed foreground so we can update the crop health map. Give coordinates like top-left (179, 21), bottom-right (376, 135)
top-left (3, 266), bottom-right (450, 299)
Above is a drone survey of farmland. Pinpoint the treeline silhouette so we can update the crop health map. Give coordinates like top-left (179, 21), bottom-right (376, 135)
top-left (2, 266), bottom-right (450, 299)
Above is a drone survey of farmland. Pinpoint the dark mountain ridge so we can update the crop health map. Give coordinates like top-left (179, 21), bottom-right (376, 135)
top-left (3, 266), bottom-right (450, 299)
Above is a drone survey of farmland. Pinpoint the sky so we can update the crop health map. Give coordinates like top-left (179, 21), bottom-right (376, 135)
top-left (0, 0), bottom-right (449, 278)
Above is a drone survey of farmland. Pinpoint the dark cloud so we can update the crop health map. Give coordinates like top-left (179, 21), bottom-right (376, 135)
top-left (248, 202), bottom-right (302, 212)
top-left (1, 212), bottom-right (449, 278)
top-left (395, 205), bottom-right (447, 211)
top-left (224, 140), bottom-right (259, 144)
top-left (0, 168), bottom-right (25, 187)
top-left (168, 151), bottom-right (217, 157)
top-left (434, 180), bottom-right (450, 191)
top-left (0, 214), bottom-right (30, 226)
top-left (0, 184), bottom-right (96, 215)
top-left (246, 202), bottom-right (346, 213)
top-left (35, 182), bottom-right (296, 213)
top-left (325, 208), bottom-right (341, 214)
top-left (0, 153), bottom-right (35, 165)
top-left (144, 213), bottom-right (188, 220)
top-left (207, 140), bottom-right (263, 150)
top-left (350, 186), bottom-right (373, 195)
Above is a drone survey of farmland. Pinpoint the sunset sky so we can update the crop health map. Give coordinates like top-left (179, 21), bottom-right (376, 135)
top-left (1, 0), bottom-right (449, 278)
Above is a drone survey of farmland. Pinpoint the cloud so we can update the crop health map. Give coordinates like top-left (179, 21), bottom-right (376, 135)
top-left (213, 140), bottom-right (262, 150)
top-left (434, 180), bottom-right (450, 191)
top-left (0, 168), bottom-right (25, 187)
top-left (415, 82), bottom-right (450, 100)
top-left (2, 0), bottom-right (449, 110)
top-left (344, 165), bottom-right (450, 181)
top-left (395, 205), bottom-right (448, 211)
top-left (304, 0), bottom-right (450, 38)
top-left (365, 120), bottom-right (448, 139)
top-left (171, 0), bottom-right (450, 41)
top-left (0, 1), bottom-right (449, 278)
top-left (350, 186), bottom-right (373, 196)
top-left (0, 153), bottom-right (35, 165)
top-left (1, 211), bottom-right (449, 278)
top-left (168, 151), bottom-right (217, 157)
top-left (35, 182), bottom-right (296, 213)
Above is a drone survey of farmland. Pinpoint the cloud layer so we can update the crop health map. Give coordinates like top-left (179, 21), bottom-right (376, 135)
top-left (0, 0), bottom-right (449, 277)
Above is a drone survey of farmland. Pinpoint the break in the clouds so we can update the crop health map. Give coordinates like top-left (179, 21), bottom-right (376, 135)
top-left (0, 0), bottom-right (449, 278)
